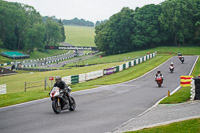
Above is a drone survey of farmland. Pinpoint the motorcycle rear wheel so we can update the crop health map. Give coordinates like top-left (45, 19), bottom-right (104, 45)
top-left (52, 100), bottom-right (61, 114)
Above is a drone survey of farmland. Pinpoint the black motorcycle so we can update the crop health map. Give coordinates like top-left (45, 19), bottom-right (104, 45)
top-left (50, 87), bottom-right (76, 114)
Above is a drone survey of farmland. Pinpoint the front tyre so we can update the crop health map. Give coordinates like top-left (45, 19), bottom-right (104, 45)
top-left (52, 100), bottom-right (61, 114)
top-left (69, 97), bottom-right (76, 111)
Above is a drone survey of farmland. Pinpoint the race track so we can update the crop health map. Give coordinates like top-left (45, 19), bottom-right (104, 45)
top-left (0, 56), bottom-right (198, 133)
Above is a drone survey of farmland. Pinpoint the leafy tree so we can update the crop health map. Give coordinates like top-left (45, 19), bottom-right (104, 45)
top-left (159, 0), bottom-right (195, 46)
top-left (45, 18), bottom-right (62, 46)
top-left (132, 4), bottom-right (163, 48)
top-left (24, 23), bottom-right (45, 53)
top-left (58, 19), bottom-right (66, 42)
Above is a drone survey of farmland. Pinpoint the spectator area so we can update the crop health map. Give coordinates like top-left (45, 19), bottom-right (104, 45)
top-left (1, 51), bottom-right (29, 59)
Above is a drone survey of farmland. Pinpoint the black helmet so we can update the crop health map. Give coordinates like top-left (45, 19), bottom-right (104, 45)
top-left (157, 70), bottom-right (161, 73)
top-left (55, 76), bottom-right (61, 83)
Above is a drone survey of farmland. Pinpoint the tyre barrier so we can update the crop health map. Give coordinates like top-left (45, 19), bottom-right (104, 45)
top-left (190, 77), bottom-right (200, 100)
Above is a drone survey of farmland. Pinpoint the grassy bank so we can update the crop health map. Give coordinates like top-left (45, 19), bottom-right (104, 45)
top-left (64, 25), bottom-right (95, 46)
top-left (126, 118), bottom-right (200, 133)
top-left (160, 56), bottom-right (200, 104)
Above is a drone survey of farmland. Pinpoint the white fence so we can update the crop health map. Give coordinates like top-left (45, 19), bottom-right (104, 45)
top-left (0, 84), bottom-right (6, 94)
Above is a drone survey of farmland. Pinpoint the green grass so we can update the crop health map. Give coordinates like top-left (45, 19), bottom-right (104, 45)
top-left (159, 87), bottom-right (191, 104)
top-left (64, 25), bottom-right (95, 46)
top-left (126, 118), bottom-right (200, 133)
top-left (159, 56), bottom-right (200, 104)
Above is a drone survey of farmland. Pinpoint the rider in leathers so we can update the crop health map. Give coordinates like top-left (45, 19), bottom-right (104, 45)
top-left (53, 76), bottom-right (72, 105)
top-left (155, 70), bottom-right (164, 81)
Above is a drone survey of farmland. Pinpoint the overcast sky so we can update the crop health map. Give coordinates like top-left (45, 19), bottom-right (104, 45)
top-left (6, 0), bottom-right (165, 23)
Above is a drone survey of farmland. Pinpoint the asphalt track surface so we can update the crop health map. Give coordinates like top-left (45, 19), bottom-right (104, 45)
top-left (0, 56), bottom-right (198, 133)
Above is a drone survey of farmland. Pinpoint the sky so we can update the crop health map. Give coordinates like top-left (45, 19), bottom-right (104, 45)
top-left (5, 0), bottom-right (165, 23)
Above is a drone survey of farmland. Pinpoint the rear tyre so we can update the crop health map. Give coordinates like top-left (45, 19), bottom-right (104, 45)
top-left (69, 97), bottom-right (76, 111)
top-left (52, 100), bottom-right (61, 114)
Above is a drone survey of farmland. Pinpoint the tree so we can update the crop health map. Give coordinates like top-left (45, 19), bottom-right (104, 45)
top-left (24, 23), bottom-right (45, 53)
top-left (95, 7), bottom-right (135, 55)
top-left (45, 18), bottom-right (62, 46)
top-left (58, 19), bottom-right (66, 42)
top-left (159, 0), bottom-right (195, 46)
top-left (132, 4), bottom-right (163, 48)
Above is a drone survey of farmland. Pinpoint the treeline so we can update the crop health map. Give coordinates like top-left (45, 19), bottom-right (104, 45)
top-left (0, 0), bottom-right (66, 54)
top-left (43, 16), bottom-right (95, 27)
top-left (95, 0), bottom-right (200, 55)
top-left (63, 18), bottom-right (94, 27)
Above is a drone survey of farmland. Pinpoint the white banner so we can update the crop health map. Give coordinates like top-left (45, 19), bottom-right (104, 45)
top-left (62, 76), bottom-right (71, 84)
top-left (119, 64), bottom-right (123, 71)
top-left (136, 59), bottom-right (139, 65)
top-left (144, 56), bottom-right (146, 61)
top-left (126, 62), bottom-right (129, 69)
top-left (0, 84), bottom-right (6, 94)
top-left (86, 70), bottom-right (103, 81)
top-left (131, 60), bottom-right (134, 67)
top-left (79, 73), bottom-right (86, 83)
top-left (140, 58), bottom-right (143, 63)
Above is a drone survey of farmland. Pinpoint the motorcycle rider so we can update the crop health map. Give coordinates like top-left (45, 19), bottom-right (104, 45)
top-left (155, 70), bottom-right (164, 81)
top-left (52, 76), bottom-right (72, 104)
top-left (170, 62), bottom-right (174, 66)
top-left (177, 51), bottom-right (182, 57)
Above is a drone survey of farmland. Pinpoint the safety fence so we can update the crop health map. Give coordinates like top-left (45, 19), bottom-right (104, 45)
top-left (61, 52), bottom-right (156, 85)
top-left (24, 77), bottom-right (56, 92)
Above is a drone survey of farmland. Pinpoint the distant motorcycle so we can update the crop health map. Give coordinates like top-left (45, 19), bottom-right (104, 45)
top-left (181, 57), bottom-right (184, 64)
top-left (155, 76), bottom-right (163, 87)
top-left (50, 87), bottom-right (76, 114)
top-left (169, 65), bottom-right (174, 73)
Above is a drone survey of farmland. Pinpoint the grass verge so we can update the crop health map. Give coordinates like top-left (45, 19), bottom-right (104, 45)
top-left (126, 118), bottom-right (200, 133)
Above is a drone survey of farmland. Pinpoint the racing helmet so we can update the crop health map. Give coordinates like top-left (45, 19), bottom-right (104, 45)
top-left (55, 76), bottom-right (61, 83)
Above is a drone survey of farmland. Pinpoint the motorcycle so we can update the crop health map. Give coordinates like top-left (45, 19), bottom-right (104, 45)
top-left (50, 87), bottom-right (76, 114)
top-left (181, 57), bottom-right (184, 64)
top-left (169, 65), bottom-right (174, 73)
top-left (156, 76), bottom-right (163, 87)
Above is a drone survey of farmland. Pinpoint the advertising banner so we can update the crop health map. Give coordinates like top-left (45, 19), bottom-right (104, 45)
top-left (104, 68), bottom-right (116, 75)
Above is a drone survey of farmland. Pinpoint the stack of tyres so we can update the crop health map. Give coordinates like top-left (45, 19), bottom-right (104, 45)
top-left (194, 77), bottom-right (200, 100)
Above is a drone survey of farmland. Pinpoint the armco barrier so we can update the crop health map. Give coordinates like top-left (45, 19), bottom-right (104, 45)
top-left (86, 70), bottom-right (103, 81)
top-left (59, 52), bottom-right (156, 85)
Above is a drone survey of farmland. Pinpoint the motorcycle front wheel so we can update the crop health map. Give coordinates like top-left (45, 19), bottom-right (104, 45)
top-left (52, 99), bottom-right (61, 114)
top-left (69, 97), bottom-right (76, 111)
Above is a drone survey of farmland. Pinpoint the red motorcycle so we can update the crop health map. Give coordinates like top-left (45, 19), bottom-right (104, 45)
top-left (156, 76), bottom-right (163, 87)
